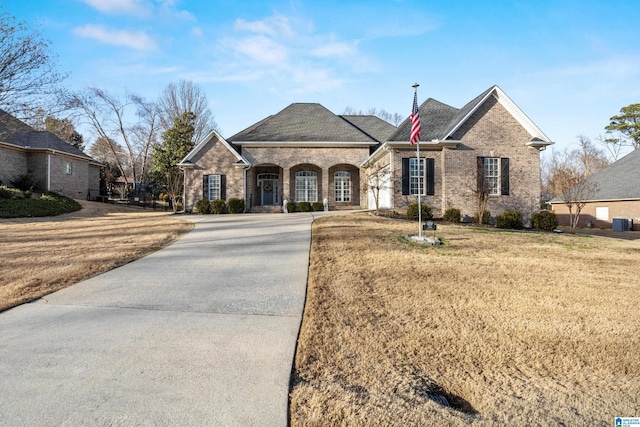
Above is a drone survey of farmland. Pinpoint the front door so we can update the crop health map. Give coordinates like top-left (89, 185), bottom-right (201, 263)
top-left (258, 173), bottom-right (280, 206)
top-left (262, 179), bottom-right (275, 205)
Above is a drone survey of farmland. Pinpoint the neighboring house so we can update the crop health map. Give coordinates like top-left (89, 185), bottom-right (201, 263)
top-left (0, 109), bottom-right (101, 200)
top-left (179, 86), bottom-right (553, 220)
top-left (549, 149), bottom-right (640, 230)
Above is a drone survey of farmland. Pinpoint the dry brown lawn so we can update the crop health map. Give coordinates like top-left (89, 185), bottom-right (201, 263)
top-left (0, 201), bottom-right (193, 312)
top-left (291, 213), bottom-right (640, 426)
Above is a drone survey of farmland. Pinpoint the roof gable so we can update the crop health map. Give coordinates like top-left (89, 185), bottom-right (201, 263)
top-left (387, 86), bottom-right (552, 144)
top-left (179, 129), bottom-right (248, 166)
top-left (228, 103), bottom-right (378, 143)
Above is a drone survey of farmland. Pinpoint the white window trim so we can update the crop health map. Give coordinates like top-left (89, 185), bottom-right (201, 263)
top-left (66, 162), bottom-right (72, 175)
top-left (409, 158), bottom-right (425, 196)
top-left (484, 157), bottom-right (500, 196)
top-left (208, 174), bottom-right (221, 201)
top-left (295, 171), bottom-right (318, 202)
top-left (334, 171), bottom-right (351, 202)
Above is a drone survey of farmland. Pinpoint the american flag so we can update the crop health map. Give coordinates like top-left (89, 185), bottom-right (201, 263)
top-left (410, 91), bottom-right (421, 144)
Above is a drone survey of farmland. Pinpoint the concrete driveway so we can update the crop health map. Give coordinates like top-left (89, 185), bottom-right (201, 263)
top-left (0, 212), bottom-right (330, 426)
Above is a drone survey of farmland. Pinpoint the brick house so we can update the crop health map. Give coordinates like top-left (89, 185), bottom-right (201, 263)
top-left (363, 85), bottom-right (553, 221)
top-left (0, 109), bottom-right (101, 200)
top-left (549, 149), bottom-right (640, 230)
top-left (179, 86), bottom-right (553, 219)
top-left (179, 103), bottom-right (396, 212)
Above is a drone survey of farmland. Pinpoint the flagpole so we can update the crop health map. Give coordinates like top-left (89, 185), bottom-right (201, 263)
top-left (412, 83), bottom-right (422, 238)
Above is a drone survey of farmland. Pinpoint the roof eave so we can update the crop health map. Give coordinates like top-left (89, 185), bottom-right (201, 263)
top-left (234, 141), bottom-right (375, 148)
top-left (387, 140), bottom-right (460, 148)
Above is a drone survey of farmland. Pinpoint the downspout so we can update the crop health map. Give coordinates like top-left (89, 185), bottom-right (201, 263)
top-left (243, 164), bottom-right (251, 213)
top-left (47, 153), bottom-right (51, 191)
top-left (387, 146), bottom-right (394, 209)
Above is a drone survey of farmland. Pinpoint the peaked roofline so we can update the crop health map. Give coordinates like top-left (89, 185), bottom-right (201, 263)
top-left (179, 129), bottom-right (249, 167)
top-left (443, 85), bottom-right (552, 143)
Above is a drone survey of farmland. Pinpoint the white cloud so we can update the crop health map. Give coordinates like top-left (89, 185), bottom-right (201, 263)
top-left (311, 41), bottom-right (357, 58)
top-left (228, 35), bottom-right (289, 65)
top-left (234, 14), bottom-right (294, 38)
top-left (191, 27), bottom-right (204, 38)
top-left (73, 25), bottom-right (157, 51)
top-left (81, 0), bottom-right (151, 16)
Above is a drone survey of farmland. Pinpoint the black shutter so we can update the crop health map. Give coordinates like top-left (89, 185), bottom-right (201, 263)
top-left (220, 175), bottom-right (226, 200)
top-left (501, 158), bottom-right (510, 196)
top-left (203, 175), bottom-right (209, 200)
top-left (426, 158), bottom-right (435, 196)
top-left (402, 158), bottom-right (410, 195)
top-left (476, 157), bottom-right (485, 191)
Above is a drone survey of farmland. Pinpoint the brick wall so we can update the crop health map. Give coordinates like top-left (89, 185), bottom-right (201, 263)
top-left (442, 96), bottom-right (541, 221)
top-left (184, 137), bottom-right (245, 212)
top-left (0, 145), bottom-right (28, 186)
top-left (242, 146), bottom-right (370, 208)
top-left (40, 153), bottom-right (91, 199)
top-left (376, 96), bottom-right (542, 221)
top-left (392, 148), bottom-right (445, 216)
top-left (551, 200), bottom-right (640, 230)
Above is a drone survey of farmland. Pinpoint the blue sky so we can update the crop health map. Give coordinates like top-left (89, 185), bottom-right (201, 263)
top-left (4, 0), bottom-right (640, 156)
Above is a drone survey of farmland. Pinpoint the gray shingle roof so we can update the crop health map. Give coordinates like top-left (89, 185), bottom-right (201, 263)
top-left (227, 103), bottom-right (382, 143)
top-left (340, 115), bottom-right (397, 143)
top-left (388, 98), bottom-right (459, 141)
top-left (388, 86), bottom-right (497, 142)
top-left (580, 149), bottom-right (640, 200)
top-left (0, 109), bottom-right (96, 162)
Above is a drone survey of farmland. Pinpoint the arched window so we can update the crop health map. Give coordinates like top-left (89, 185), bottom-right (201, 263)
top-left (295, 171), bottom-right (318, 202)
top-left (334, 171), bottom-right (351, 202)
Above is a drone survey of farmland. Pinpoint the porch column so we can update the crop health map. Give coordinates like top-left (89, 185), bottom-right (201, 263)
top-left (322, 167), bottom-right (329, 205)
top-left (282, 166), bottom-right (290, 202)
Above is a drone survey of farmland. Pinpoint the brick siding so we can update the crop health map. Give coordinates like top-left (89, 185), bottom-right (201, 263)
top-left (551, 200), bottom-right (640, 230)
top-left (0, 146), bottom-right (28, 186)
top-left (183, 137), bottom-right (245, 212)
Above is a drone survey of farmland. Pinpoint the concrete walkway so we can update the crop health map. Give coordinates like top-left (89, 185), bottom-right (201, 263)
top-left (0, 212), bottom-right (328, 426)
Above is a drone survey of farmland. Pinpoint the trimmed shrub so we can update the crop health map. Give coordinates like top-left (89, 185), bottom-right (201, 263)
top-left (0, 192), bottom-right (81, 218)
top-left (312, 201), bottom-right (325, 212)
top-left (194, 198), bottom-right (211, 214)
top-left (228, 198), bottom-right (244, 214)
top-left (0, 186), bottom-right (13, 199)
top-left (495, 210), bottom-right (524, 229)
top-left (406, 203), bottom-right (433, 221)
top-left (10, 172), bottom-right (38, 192)
top-left (211, 199), bottom-right (226, 214)
top-left (531, 210), bottom-right (558, 231)
top-left (298, 201), bottom-right (312, 212)
top-left (474, 209), bottom-right (491, 225)
top-left (443, 208), bottom-right (462, 223)
top-left (286, 201), bottom-right (297, 213)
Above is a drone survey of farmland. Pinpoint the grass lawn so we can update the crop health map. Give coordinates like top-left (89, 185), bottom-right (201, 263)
top-left (291, 213), bottom-right (640, 426)
top-left (0, 200), bottom-right (193, 312)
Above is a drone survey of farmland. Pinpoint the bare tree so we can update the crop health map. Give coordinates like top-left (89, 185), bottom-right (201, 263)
top-left (65, 87), bottom-right (159, 184)
top-left (575, 134), bottom-right (608, 176)
top-left (362, 164), bottom-right (390, 214)
top-left (596, 132), bottom-right (624, 162)
top-left (342, 106), bottom-right (403, 126)
top-left (473, 164), bottom-right (491, 224)
top-left (0, 9), bottom-right (68, 120)
top-left (156, 80), bottom-right (217, 143)
top-left (547, 148), bottom-right (599, 233)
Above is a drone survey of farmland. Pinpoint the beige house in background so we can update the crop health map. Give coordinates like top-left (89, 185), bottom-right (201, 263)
top-left (180, 85), bottom-right (553, 221)
top-left (0, 110), bottom-right (101, 200)
top-left (549, 148), bottom-right (640, 230)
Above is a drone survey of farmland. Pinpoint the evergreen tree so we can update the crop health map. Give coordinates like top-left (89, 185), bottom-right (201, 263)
top-left (152, 111), bottom-right (196, 212)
